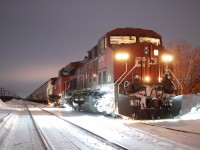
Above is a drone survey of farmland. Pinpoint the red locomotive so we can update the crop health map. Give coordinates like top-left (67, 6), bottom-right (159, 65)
top-left (64, 28), bottom-right (177, 119)
top-left (28, 28), bottom-right (178, 119)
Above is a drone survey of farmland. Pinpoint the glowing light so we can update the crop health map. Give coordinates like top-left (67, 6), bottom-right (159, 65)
top-left (154, 49), bottom-right (159, 56)
top-left (145, 76), bottom-right (150, 82)
top-left (158, 77), bottom-right (162, 82)
top-left (115, 53), bottom-right (129, 60)
top-left (162, 55), bottom-right (173, 62)
top-left (93, 74), bottom-right (96, 77)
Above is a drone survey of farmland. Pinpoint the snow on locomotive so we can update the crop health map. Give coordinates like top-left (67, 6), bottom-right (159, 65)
top-left (63, 28), bottom-right (177, 119)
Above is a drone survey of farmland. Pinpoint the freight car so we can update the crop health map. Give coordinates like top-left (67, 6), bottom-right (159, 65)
top-left (64, 28), bottom-right (179, 119)
top-left (26, 78), bottom-right (56, 104)
top-left (27, 68), bottom-right (69, 104)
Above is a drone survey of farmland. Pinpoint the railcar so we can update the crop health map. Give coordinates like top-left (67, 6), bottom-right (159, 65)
top-left (26, 78), bottom-right (55, 104)
top-left (52, 68), bottom-right (70, 104)
top-left (64, 28), bottom-right (178, 119)
top-left (27, 68), bottom-right (69, 105)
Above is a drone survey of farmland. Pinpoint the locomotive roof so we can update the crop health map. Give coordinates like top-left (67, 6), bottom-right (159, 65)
top-left (64, 61), bottom-right (82, 72)
top-left (105, 28), bottom-right (161, 38)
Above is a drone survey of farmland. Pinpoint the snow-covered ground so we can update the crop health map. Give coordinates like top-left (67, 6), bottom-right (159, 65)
top-left (0, 99), bottom-right (119, 150)
top-left (0, 94), bottom-right (200, 150)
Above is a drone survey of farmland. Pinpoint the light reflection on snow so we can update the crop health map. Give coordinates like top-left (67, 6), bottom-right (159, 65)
top-left (33, 115), bottom-right (118, 150)
top-left (28, 108), bottom-right (41, 111)
top-left (162, 119), bottom-right (180, 122)
top-left (180, 108), bottom-right (200, 120)
top-left (60, 114), bottom-right (127, 142)
top-left (33, 115), bottom-right (51, 128)
top-left (63, 104), bottom-right (74, 111)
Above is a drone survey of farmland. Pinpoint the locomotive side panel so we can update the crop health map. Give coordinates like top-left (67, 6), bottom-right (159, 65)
top-left (85, 46), bottom-right (99, 90)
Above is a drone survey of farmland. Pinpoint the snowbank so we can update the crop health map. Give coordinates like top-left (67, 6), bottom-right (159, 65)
top-left (0, 99), bottom-right (9, 107)
top-left (0, 98), bottom-right (15, 110)
top-left (0, 98), bottom-right (23, 110)
top-left (6, 99), bottom-right (24, 105)
top-left (180, 94), bottom-right (200, 116)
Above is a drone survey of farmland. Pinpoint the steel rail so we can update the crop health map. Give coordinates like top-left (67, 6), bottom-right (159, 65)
top-left (29, 102), bottom-right (129, 150)
top-left (24, 102), bottom-right (55, 150)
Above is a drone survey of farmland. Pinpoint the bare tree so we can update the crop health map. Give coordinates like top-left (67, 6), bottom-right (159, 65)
top-left (166, 41), bottom-right (200, 94)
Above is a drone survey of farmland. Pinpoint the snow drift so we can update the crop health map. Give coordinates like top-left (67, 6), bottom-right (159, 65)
top-left (179, 93), bottom-right (200, 115)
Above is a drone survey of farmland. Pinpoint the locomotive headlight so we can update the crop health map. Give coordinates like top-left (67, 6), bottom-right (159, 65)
top-left (115, 53), bottom-right (129, 60)
top-left (158, 77), bottom-right (162, 82)
top-left (145, 76), bottom-right (150, 82)
top-left (162, 55), bottom-right (173, 62)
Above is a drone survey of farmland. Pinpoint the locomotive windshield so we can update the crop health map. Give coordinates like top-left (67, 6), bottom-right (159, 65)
top-left (109, 36), bottom-right (161, 46)
top-left (139, 37), bottom-right (161, 46)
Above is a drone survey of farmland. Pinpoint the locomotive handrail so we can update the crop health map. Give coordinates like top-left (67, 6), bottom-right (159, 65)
top-left (117, 61), bottom-right (139, 94)
top-left (168, 68), bottom-right (183, 94)
top-left (114, 62), bottom-right (128, 85)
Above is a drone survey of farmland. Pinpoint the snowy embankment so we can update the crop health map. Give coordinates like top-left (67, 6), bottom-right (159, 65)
top-left (174, 93), bottom-right (200, 119)
top-left (0, 99), bottom-right (23, 110)
top-left (0, 99), bottom-right (9, 107)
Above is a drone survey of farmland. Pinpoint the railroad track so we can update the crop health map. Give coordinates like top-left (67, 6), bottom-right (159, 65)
top-left (25, 101), bottom-right (128, 150)
top-left (24, 102), bottom-right (53, 150)
top-left (25, 101), bottom-right (198, 150)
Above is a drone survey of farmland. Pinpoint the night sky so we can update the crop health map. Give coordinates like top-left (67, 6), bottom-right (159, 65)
top-left (1, 0), bottom-right (200, 98)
